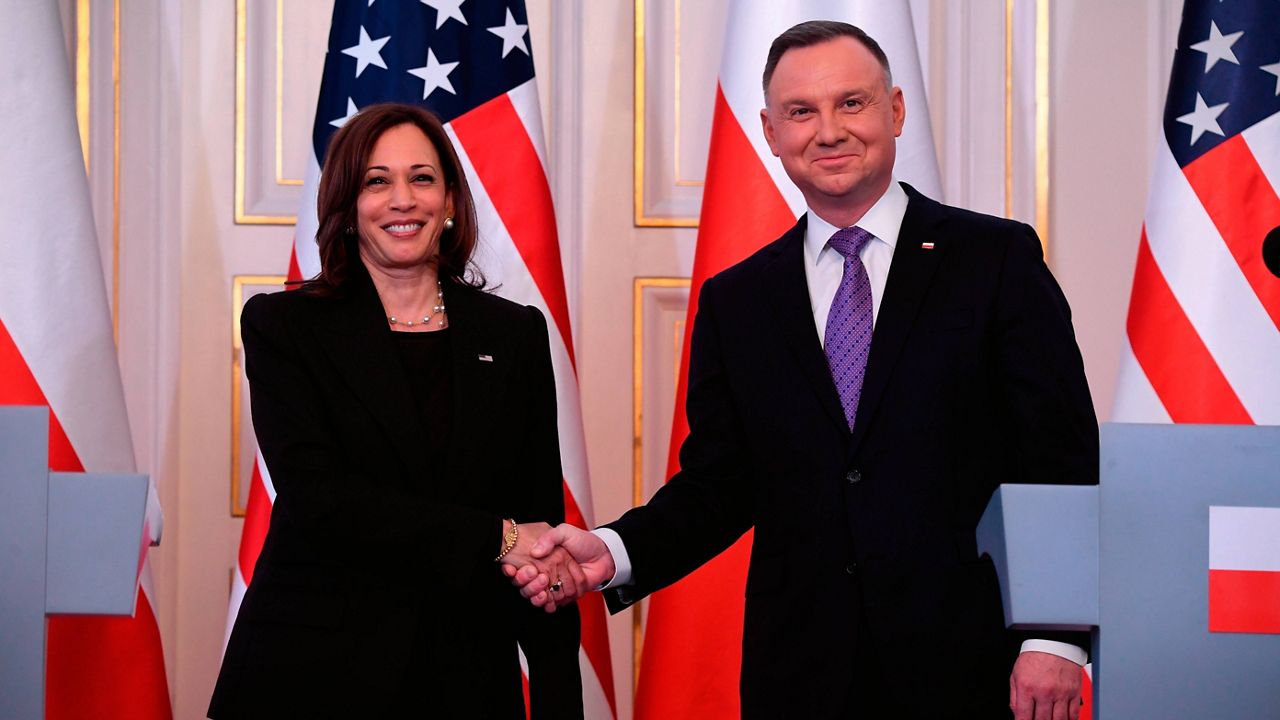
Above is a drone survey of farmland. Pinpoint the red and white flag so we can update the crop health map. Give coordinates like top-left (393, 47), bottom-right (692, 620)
top-left (1209, 506), bottom-right (1280, 634)
top-left (225, 2), bottom-right (615, 715)
top-left (0, 3), bottom-right (172, 719)
top-left (636, 4), bottom-right (939, 718)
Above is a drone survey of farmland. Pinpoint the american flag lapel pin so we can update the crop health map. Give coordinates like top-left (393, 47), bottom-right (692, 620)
top-left (478, 354), bottom-right (494, 363)
top-left (921, 242), bottom-right (935, 250)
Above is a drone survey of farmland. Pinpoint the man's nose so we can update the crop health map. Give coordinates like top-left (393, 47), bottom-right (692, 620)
top-left (815, 109), bottom-right (846, 146)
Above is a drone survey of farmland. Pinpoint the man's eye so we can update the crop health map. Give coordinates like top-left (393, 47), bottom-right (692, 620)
top-left (843, 99), bottom-right (862, 109)
top-left (791, 108), bottom-right (810, 117)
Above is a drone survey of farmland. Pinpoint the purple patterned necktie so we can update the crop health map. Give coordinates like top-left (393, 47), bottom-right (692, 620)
top-left (824, 226), bottom-right (875, 430)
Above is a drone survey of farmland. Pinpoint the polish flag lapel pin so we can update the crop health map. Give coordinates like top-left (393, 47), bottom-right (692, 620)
top-left (921, 241), bottom-right (936, 250)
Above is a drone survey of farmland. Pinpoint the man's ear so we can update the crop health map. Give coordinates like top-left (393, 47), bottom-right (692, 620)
top-left (891, 86), bottom-right (906, 138)
top-left (761, 108), bottom-right (781, 157)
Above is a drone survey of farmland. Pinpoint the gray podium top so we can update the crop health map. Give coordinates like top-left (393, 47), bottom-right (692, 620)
top-left (978, 423), bottom-right (1280, 719)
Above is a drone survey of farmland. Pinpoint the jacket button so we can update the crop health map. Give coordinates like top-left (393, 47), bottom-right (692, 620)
top-left (845, 563), bottom-right (857, 574)
top-left (845, 469), bottom-right (862, 484)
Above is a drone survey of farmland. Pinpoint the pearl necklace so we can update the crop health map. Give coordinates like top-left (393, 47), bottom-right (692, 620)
top-left (387, 280), bottom-right (447, 329)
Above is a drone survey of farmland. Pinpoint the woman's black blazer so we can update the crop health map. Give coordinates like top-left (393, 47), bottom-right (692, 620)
top-left (209, 264), bottom-right (582, 719)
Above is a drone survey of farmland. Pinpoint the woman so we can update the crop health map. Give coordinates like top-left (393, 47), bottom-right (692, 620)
top-left (209, 103), bottom-right (585, 719)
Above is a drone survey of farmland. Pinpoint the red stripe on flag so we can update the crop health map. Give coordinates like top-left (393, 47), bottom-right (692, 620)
top-left (1181, 135), bottom-right (1280, 332)
top-left (1209, 568), bottom-right (1280, 634)
top-left (522, 674), bottom-right (531, 720)
top-left (1080, 668), bottom-right (1093, 720)
top-left (0, 322), bottom-right (172, 719)
top-left (287, 245), bottom-right (304, 284)
top-left (664, 84), bottom-right (796, 477)
top-left (638, 83), bottom-right (794, 720)
top-left (0, 318), bottom-right (84, 471)
top-left (1126, 230), bottom-right (1252, 423)
top-left (451, 94), bottom-right (575, 369)
top-left (47, 590), bottom-right (173, 720)
top-left (237, 460), bottom-right (272, 584)
top-left (563, 482), bottom-right (617, 715)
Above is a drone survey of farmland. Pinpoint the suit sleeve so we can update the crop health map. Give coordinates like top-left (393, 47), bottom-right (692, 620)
top-left (992, 225), bottom-right (1099, 487)
top-left (993, 226), bottom-right (1099, 653)
top-left (510, 306), bottom-right (583, 719)
top-left (604, 276), bottom-right (756, 608)
top-left (241, 294), bottom-right (500, 574)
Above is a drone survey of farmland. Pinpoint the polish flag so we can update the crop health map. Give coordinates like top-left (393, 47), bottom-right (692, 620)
top-left (636, 3), bottom-right (939, 719)
top-left (0, 3), bottom-right (171, 718)
top-left (1209, 506), bottom-right (1280, 634)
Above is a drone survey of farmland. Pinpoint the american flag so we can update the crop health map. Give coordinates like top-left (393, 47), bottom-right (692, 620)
top-left (225, 1), bottom-right (616, 716)
top-left (1114, 0), bottom-right (1280, 426)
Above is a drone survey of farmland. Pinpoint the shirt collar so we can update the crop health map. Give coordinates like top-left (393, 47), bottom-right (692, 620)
top-left (804, 178), bottom-right (908, 265)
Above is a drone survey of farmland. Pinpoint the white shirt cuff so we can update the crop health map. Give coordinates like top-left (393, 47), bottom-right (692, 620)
top-left (590, 527), bottom-right (633, 589)
top-left (1020, 639), bottom-right (1088, 666)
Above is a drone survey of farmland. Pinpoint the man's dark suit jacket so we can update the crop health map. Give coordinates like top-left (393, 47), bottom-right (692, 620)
top-left (209, 263), bottom-right (582, 719)
top-left (605, 183), bottom-right (1098, 718)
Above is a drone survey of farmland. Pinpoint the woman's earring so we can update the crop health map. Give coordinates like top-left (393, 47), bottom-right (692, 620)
top-left (443, 217), bottom-right (455, 231)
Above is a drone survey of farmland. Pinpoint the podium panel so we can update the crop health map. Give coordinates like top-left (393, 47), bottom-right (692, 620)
top-left (1097, 423), bottom-right (1280, 717)
top-left (0, 406), bottom-right (154, 718)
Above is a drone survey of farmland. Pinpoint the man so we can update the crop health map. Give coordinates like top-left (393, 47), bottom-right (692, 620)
top-left (509, 21), bottom-right (1097, 719)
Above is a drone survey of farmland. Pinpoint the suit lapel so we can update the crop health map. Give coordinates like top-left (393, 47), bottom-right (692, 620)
top-left (441, 278), bottom-right (507, 483)
top-left (308, 266), bottom-right (432, 480)
top-left (848, 185), bottom-right (949, 456)
top-left (765, 217), bottom-right (850, 433)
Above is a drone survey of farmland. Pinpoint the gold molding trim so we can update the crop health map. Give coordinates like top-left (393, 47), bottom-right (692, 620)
top-left (672, 0), bottom-right (702, 189)
top-left (77, 1), bottom-right (123, 341)
top-left (235, 0), bottom-right (296, 225)
top-left (1004, 0), bottom-right (1014, 220)
top-left (1035, 0), bottom-right (1050, 254)
top-left (111, 0), bottom-right (120, 344)
top-left (631, 276), bottom-right (692, 691)
top-left (1005, 0), bottom-right (1051, 256)
top-left (275, 0), bottom-right (303, 187)
top-left (634, 0), bottom-right (699, 228)
top-left (76, 0), bottom-right (90, 171)
top-left (231, 274), bottom-right (287, 517)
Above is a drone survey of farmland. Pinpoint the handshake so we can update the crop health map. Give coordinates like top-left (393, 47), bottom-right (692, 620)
top-left (498, 522), bottom-right (614, 612)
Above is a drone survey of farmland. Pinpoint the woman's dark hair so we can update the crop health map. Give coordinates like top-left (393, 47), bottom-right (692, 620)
top-left (305, 102), bottom-right (482, 293)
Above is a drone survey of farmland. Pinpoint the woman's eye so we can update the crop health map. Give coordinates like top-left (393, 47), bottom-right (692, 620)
top-left (414, 174), bottom-right (436, 183)
top-left (365, 176), bottom-right (388, 186)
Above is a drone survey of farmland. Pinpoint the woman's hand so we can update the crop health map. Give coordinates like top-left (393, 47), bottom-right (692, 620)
top-left (498, 522), bottom-right (589, 612)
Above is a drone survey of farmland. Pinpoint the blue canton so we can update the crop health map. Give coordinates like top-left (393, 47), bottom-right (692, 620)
top-left (1162, 0), bottom-right (1280, 167)
top-left (311, 0), bottom-right (536, 165)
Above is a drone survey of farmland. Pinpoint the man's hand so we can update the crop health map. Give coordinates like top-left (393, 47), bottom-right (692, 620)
top-left (498, 522), bottom-right (588, 613)
top-left (1009, 651), bottom-right (1084, 720)
top-left (503, 524), bottom-right (616, 611)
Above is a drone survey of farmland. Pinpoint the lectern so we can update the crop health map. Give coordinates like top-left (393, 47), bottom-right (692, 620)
top-left (0, 406), bottom-right (159, 719)
top-left (978, 423), bottom-right (1280, 717)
